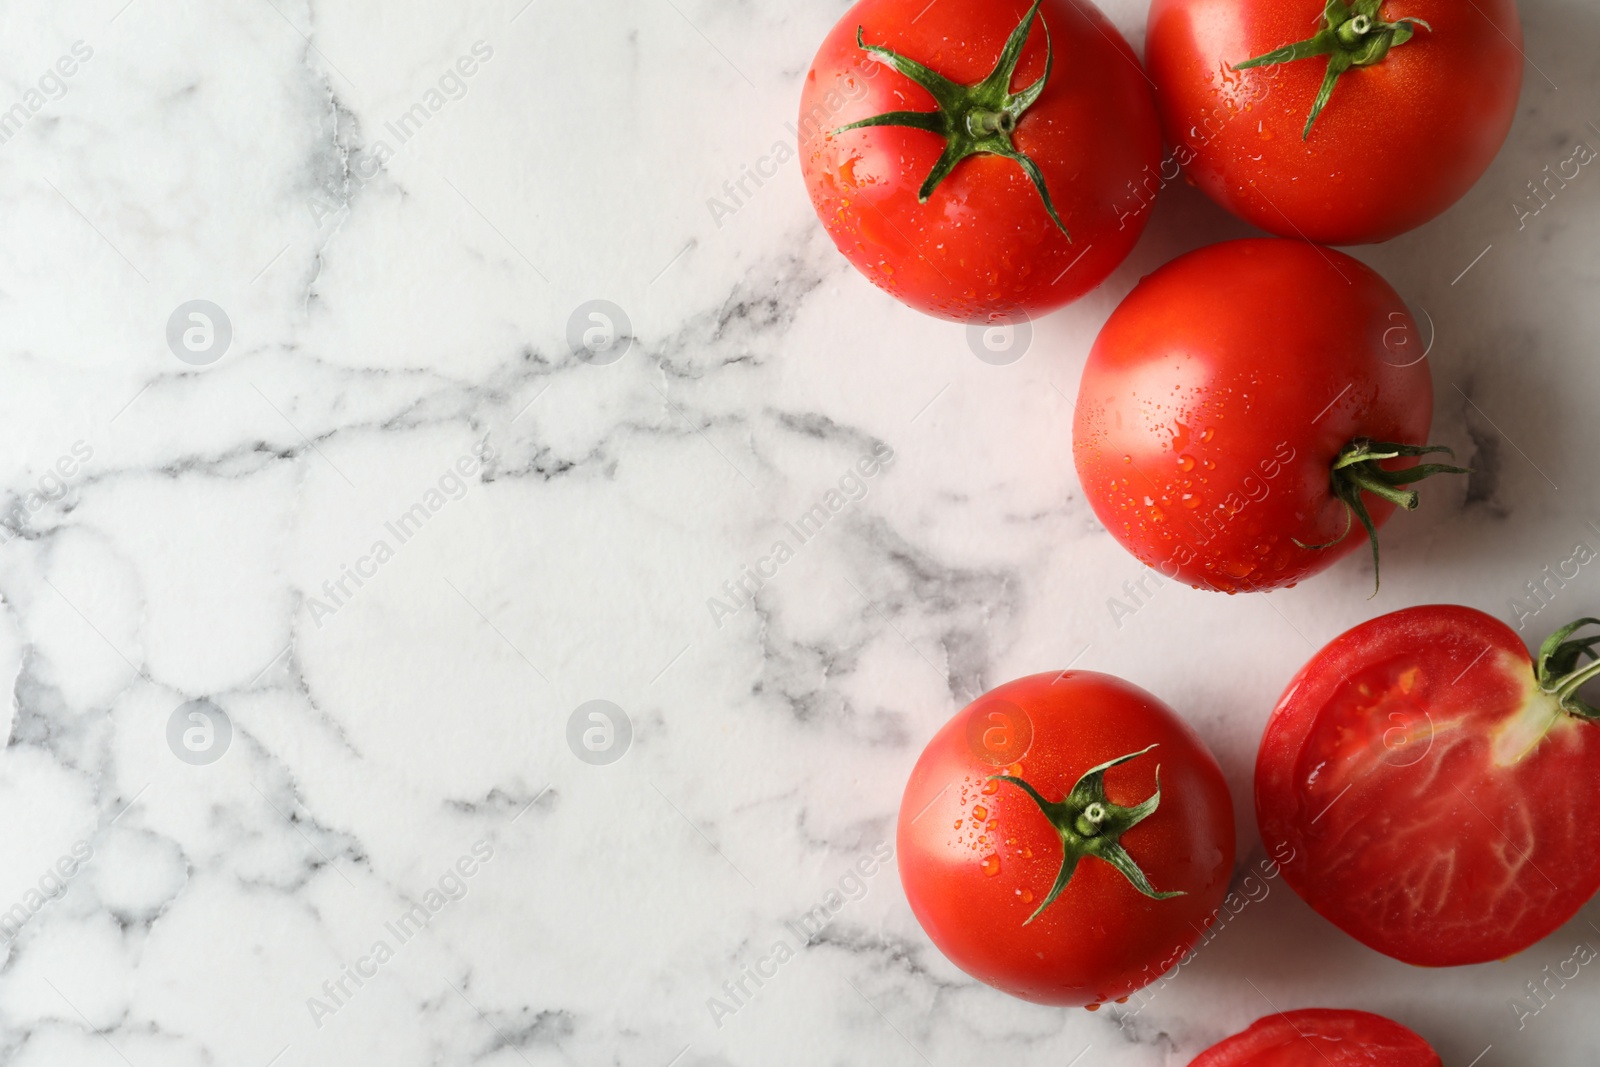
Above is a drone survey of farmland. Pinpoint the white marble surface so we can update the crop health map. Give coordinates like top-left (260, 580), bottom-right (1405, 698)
top-left (1, 0), bottom-right (1598, 1063)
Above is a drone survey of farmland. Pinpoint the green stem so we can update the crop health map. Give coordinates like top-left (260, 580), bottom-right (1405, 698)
top-left (1537, 618), bottom-right (1600, 720)
top-left (990, 744), bottom-right (1183, 925)
top-left (1341, 464), bottom-right (1418, 510)
top-left (1556, 661), bottom-right (1600, 705)
top-left (1232, 0), bottom-right (1432, 139)
top-left (967, 109), bottom-right (1016, 137)
top-left (833, 0), bottom-right (1070, 237)
top-left (1298, 438), bottom-right (1469, 595)
top-left (1335, 14), bottom-right (1373, 44)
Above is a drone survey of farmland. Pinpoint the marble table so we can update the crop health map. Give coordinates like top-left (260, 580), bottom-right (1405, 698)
top-left (2, 0), bottom-right (1597, 1063)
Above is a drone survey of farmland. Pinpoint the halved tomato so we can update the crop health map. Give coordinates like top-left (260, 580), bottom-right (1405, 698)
top-left (1191, 1008), bottom-right (1440, 1066)
top-left (1257, 605), bottom-right (1600, 965)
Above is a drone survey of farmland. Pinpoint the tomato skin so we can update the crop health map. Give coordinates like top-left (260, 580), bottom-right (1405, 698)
top-left (1257, 605), bottom-right (1600, 966)
top-left (897, 671), bottom-right (1234, 1005)
top-left (800, 0), bottom-right (1162, 322)
top-left (1190, 1009), bottom-right (1441, 1066)
top-left (1145, 0), bottom-right (1522, 245)
top-left (1073, 239), bottom-right (1432, 593)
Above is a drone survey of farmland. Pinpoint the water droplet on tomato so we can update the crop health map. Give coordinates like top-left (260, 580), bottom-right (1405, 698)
top-left (981, 778), bottom-right (999, 795)
top-left (982, 854), bottom-right (1001, 876)
top-left (1177, 454), bottom-right (1195, 472)
top-left (973, 805), bottom-right (988, 821)
top-left (1019, 888), bottom-right (1034, 903)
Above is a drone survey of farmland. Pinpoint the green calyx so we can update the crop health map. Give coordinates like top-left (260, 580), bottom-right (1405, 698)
top-left (1233, 0), bottom-right (1432, 139)
top-left (991, 744), bottom-right (1183, 925)
top-left (832, 0), bottom-right (1069, 237)
top-left (1536, 618), bottom-right (1600, 722)
top-left (1295, 438), bottom-right (1469, 595)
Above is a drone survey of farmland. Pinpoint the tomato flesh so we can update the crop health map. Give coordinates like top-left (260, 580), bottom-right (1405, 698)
top-left (1190, 1008), bottom-right (1441, 1066)
top-left (1257, 605), bottom-right (1600, 965)
top-left (898, 671), bottom-right (1234, 1005)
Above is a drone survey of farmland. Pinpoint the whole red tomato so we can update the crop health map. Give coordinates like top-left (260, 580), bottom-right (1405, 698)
top-left (800, 0), bottom-right (1162, 322)
top-left (1191, 1009), bottom-right (1441, 1066)
top-left (1145, 0), bottom-right (1522, 244)
top-left (1073, 239), bottom-right (1463, 594)
top-left (897, 671), bottom-right (1234, 1006)
top-left (1257, 605), bottom-right (1600, 965)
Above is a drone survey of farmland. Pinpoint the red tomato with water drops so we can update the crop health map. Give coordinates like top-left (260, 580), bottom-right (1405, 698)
top-left (799, 0), bottom-right (1162, 322)
top-left (897, 671), bottom-right (1234, 1006)
top-left (1191, 1009), bottom-right (1441, 1066)
top-left (1145, 0), bottom-right (1522, 244)
top-left (1257, 605), bottom-right (1600, 965)
top-left (1073, 239), bottom-right (1464, 594)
